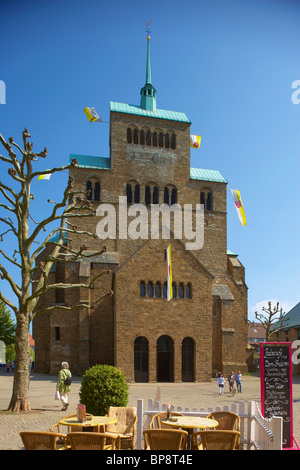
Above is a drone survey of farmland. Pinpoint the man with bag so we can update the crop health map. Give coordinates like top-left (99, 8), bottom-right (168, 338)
top-left (56, 361), bottom-right (72, 411)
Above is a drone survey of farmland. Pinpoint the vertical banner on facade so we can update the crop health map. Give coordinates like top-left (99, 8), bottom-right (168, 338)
top-left (167, 244), bottom-right (172, 301)
top-left (260, 342), bottom-right (293, 448)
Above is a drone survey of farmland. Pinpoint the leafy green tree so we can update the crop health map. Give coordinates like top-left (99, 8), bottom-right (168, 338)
top-left (0, 301), bottom-right (16, 346)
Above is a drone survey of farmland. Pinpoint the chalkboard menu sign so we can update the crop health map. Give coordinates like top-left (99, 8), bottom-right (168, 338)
top-left (260, 342), bottom-right (293, 448)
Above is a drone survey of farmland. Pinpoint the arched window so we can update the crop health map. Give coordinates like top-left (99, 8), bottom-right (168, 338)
top-left (147, 282), bottom-right (154, 298)
top-left (172, 282), bottom-right (177, 299)
top-left (134, 337), bottom-right (149, 382)
top-left (186, 283), bottom-right (192, 299)
top-left (178, 283), bottom-right (184, 299)
top-left (163, 282), bottom-right (168, 298)
top-left (145, 185), bottom-right (151, 206)
top-left (126, 184), bottom-right (132, 204)
top-left (153, 186), bottom-right (159, 204)
top-left (155, 282), bottom-right (161, 298)
top-left (171, 188), bottom-right (177, 205)
top-left (146, 130), bottom-right (151, 146)
top-left (140, 281), bottom-right (146, 298)
top-left (86, 180), bottom-right (100, 201)
top-left (165, 133), bottom-right (170, 149)
top-left (164, 186), bottom-right (177, 205)
top-left (86, 181), bottom-right (92, 201)
top-left (133, 128), bottom-right (138, 144)
top-left (127, 128), bottom-right (132, 144)
top-left (153, 131), bottom-right (158, 147)
top-left (171, 134), bottom-right (176, 149)
top-left (134, 184), bottom-right (140, 203)
top-left (164, 187), bottom-right (169, 205)
top-left (200, 190), bottom-right (213, 210)
top-left (159, 132), bottom-right (164, 148)
top-left (140, 130), bottom-right (145, 145)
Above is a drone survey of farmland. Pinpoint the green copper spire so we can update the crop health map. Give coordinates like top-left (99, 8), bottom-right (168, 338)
top-left (140, 34), bottom-right (157, 111)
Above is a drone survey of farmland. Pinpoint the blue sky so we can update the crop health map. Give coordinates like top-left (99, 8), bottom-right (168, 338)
top-left (0, 0), bottom-right (299, 322)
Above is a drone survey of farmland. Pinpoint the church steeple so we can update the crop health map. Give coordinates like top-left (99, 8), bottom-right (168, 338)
top-left (140, 34), bottom-right (157, 111)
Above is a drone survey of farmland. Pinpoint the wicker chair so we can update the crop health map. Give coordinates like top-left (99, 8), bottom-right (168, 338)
top-left (206, 411), bottom-right (240, 449)
top-left (20, 431), bottom-right (68, 450)
top-left (149, 411), bottom-right (184, 429)
top-left (206, 411), bottom-right (240, 432)
top-left (192, 430), bottom-right (240, 450)
top-left (67, 432), bottom-right (120, 450)
top-left (143, 429), bottom-right (188, 450)
top-left (106, 407), bottom-right (137, 450)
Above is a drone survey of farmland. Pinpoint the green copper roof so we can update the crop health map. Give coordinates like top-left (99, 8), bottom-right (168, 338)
top-left (190, 167), bottom-right (227, 183)
top-left (69, 154), bottom-right (111, 169)
top-left (110, 101), bottom-right (190, 123)
top-left (140, 36), bottom-right (157, 111)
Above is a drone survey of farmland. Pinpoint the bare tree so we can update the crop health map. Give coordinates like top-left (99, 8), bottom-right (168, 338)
top-left (249, 301), bottom-right (289, 342)
top-left (0, 129), bottom-right (111, 411)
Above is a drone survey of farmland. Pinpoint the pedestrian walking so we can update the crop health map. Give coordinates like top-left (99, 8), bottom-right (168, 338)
top-left (217, 373), bottom-right (226, 395)
top-left (6, 361), bottom-right (10, 373)
top-left (235, 371), bottom-right (242, 393)
top-left (228, 371), bottom-right (235, 392)
top-left (56, 362), bottom-right (72, 411)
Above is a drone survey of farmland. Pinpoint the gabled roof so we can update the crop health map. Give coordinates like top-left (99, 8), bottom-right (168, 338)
top-left (110, 101), bottom-right (190, 123)
top-left (190, 168), bottom-right (227, 184)
top-left (273, 302), bottom-right (300, 330)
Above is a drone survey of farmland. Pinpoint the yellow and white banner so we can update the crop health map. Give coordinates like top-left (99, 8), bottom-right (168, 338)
top-left (167, 244), bottom-right (173, 301)
top-left (37, 171), bottom-right (51, 181)
top-left (190, 134), bottom-right (201, 149)
top-left (84, 107), bottom-right (103, 122)
top-left (230, 189), bottom-right (247, 226)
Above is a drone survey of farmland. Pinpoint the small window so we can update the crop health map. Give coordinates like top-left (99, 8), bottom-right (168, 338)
top-left (207, 192), bottom-right (213, 210)
top-left (159, 132), bottom-right (164, 148)
top-left (127, 128), bottom-right (132, 144)
top-left (164, 187), bottom-right (169, 204)
top-left (153, 186), bottom-right (159, 204)
top-left (134, 184), bottom-right (140, 203)
top-left (165, 134), bottom-right (170, 148)
top-left (145, 185), bottom-right (151, 206)
top-left (171, 134), bottom-right (176, 149)
top-left (55, 327), bottom-right (60, 341)
top-left (153, 132), bottom-right (158, 147)
top-left (140, 281), bottom-right (146, 298)
top-left (186, 283), bottom-right (192, 299)
top-left (172, 282), bottom-right (177, 299)
top-left (178, 283), bottom-right (184, 299)
top-left (155, 282), bottom-right (161, 298)
top-left (163, 282), bottom-right (168, 298)
top-left (87, 181), bottom-right (92, 201)
top-left (126, 184), bottom-right (132, 204)
top-left (171, 188), bottom-right (177, 205)
top-left (140, 130), bottom-right (145, 145)
top-left (133, 128), bottom-right (138, 144)
top-left (146, 130), bottom-right (151, 146)
top-left (94, 182), bottom-right (100, 201)
top-left (147, 282), bottom-right (154, 298)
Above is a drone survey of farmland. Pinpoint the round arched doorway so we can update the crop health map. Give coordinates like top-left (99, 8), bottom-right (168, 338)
top-left (157, 335), bottom-right (174, 382)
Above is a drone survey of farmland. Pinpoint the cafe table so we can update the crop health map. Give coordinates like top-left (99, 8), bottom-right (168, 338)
top-left (59, 415), bottom-right (117, 433)
top-left (161, 416), bottom-right (219, 450)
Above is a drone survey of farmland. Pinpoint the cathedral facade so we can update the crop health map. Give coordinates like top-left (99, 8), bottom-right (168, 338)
top-left (33, 36), bottom-right (248, 381)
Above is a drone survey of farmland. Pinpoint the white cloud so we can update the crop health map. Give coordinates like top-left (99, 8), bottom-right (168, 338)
top-left (249, 299), bottom-right (296, 322)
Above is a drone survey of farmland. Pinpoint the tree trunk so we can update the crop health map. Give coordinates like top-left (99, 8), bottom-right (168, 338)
top-left (8, 313), bottom-right (31, 411)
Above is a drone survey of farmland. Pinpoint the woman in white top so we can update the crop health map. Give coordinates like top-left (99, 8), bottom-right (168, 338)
top-left (217, 373), bottom-right (226, 395)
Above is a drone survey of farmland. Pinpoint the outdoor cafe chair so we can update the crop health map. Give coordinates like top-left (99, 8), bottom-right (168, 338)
top-left (106, 406), bottom-right (137, 450)
top-left (192, 430), bottom-right (241, 451)
top-left (20, 431), bottom-right (69, 450)
top-left (66, 432), bottom-right (121, 450)
top-left (143, 429), bottom-right (188, 450)
top-left (149, 411), bottom-right (184, 429)
top-left (206, 411), bottom-right (240, 449)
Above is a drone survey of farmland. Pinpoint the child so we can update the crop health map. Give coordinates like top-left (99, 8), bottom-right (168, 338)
top-left (217, 373), bottom-right (226, 395)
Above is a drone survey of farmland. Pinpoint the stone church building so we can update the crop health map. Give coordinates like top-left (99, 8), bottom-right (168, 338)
top-left (33, 36), bottom-right (248, 382)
